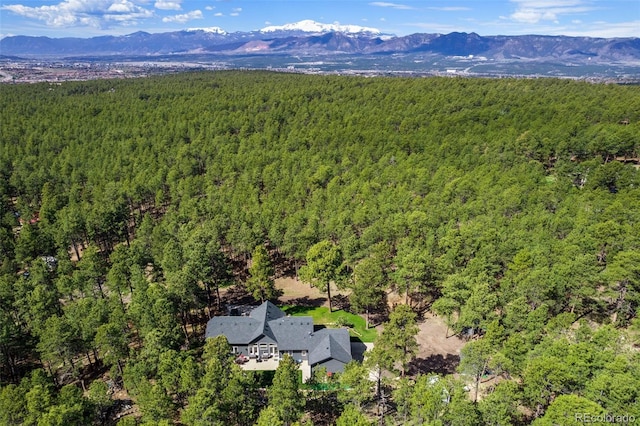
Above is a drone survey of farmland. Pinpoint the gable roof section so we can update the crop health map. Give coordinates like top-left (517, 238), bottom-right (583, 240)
top-left (308, 328), bottom-right (352, 366)
top-left (269, 316), bottom-right (314, 350)
top-left (249, 300), bottom-right (285, 322)
top-left (206, 300), bottom-right (287, 345)
top-left (205, 316), bottom-right (261, 345)
top-left (248, 300), bottom-right (285, 342)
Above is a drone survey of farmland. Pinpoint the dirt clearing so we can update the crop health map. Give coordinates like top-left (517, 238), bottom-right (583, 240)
top-left (409, 311), bottom-right (465, 375)
top-left (272, 277), bottom-right (465, 375)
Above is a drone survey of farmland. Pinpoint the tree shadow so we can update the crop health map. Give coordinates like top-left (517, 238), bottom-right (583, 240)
top-left (407, 353), bottom-right (460, 376)
top-left (351, 292), bottom-right (389, 328)
top-left (332, 294), bottom-right (350, 311)
top-left (268, 288), bottom-right (285, 302)
top-left (368, 304), bottom-right (390, 328)
top-left (269, 247), bottom-right (299, 279)
top-left (282, 296), bottom-right (327, 311)
top-left (222, 284), bottom-right (255, 306)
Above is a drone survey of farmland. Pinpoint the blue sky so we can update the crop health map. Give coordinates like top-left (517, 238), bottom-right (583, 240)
top-left (1, 0), bottom-right (638, 39)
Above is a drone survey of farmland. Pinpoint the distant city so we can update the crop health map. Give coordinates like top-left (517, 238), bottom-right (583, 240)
top-left (2, 54), bottom-right (640, 84)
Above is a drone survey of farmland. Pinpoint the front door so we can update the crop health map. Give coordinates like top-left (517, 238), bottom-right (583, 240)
top-left (259, 343), bottom-right (269, 359)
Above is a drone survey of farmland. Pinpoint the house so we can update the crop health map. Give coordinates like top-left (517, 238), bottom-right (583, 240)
top-left (205, 301), bottom-right (352, 378)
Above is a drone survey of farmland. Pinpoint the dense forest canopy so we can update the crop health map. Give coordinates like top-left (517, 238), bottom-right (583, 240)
top-left (0, 72), bottom-right (639, 425)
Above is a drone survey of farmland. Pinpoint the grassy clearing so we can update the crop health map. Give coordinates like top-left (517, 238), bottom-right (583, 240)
top-left (281, 306), bottom-right (378, 343)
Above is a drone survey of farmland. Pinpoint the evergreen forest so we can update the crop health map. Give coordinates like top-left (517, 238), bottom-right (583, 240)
top-left (1, 71), bottom-right (640, 425)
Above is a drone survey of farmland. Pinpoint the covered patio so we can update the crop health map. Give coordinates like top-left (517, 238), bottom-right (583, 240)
top-left (237, 356), bottom-right (280, 371)
top-left (236, 355), bottom-right (312, 382)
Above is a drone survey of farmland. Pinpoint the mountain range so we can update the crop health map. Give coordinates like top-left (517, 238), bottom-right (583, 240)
top-left (1, 20), bottom-right (639, 67)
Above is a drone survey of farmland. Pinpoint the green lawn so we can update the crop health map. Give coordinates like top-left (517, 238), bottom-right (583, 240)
top-left (281, 306), bottom-right (378, 343)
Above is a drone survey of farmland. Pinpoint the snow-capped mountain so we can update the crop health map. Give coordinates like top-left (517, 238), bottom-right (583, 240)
top-left (1, 22), bottom-right (639, 68)
top-left (260, 20), bottom-right (380, 35)
top-left (186, 27), bottom-right (227, 35)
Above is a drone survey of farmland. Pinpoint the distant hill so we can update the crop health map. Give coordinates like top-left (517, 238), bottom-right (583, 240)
top-left (1, 20), bottom-right (639, 67)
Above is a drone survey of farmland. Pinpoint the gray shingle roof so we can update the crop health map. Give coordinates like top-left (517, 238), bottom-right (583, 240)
top-left (206, 301), bottom-right (285, 344)
top-left (250, 301), bottom-right (285, 322)
top-left (308, 328), bottom-right (352, 365)
top-left (269, 316), bottom-right (314, 350)
top-left (251, 301), bottom-right (286, 342)
top-left (205, 316), bottom-right (261, 345)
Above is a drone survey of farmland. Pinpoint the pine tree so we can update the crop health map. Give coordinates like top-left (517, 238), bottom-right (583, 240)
top-left (267, 355), bottom-right (303, 425)
top-left (246, 245), bottom-right (278, 303)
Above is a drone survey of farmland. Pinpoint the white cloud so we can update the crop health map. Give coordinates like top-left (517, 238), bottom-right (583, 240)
top-left (162, 9), bottom-right (203, 23)
top-left (508, 0), bottom-right (595, 24)
top-left (205, 6), bottom-right (214, 11)
top-left (369, 2), bottom-right (416, 10)
top-left (428, 7), bottom-right (471, 12)
top-left (214, 12), bottom-right (223, 16)
top-left (565, 20), bottom-right (640, 37)
top-left (490, 8), bottom-right (638, 38)
top-left (230, 7), bottom-right (241, 16)
top-left (1, 0), bottom-right (153, 28)
top-left (511, 0), bottom-right (586, 5)
top-left (511, 9), bottom-right (554, 23)
top-left (154, 0), bottom-right (181, 11)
